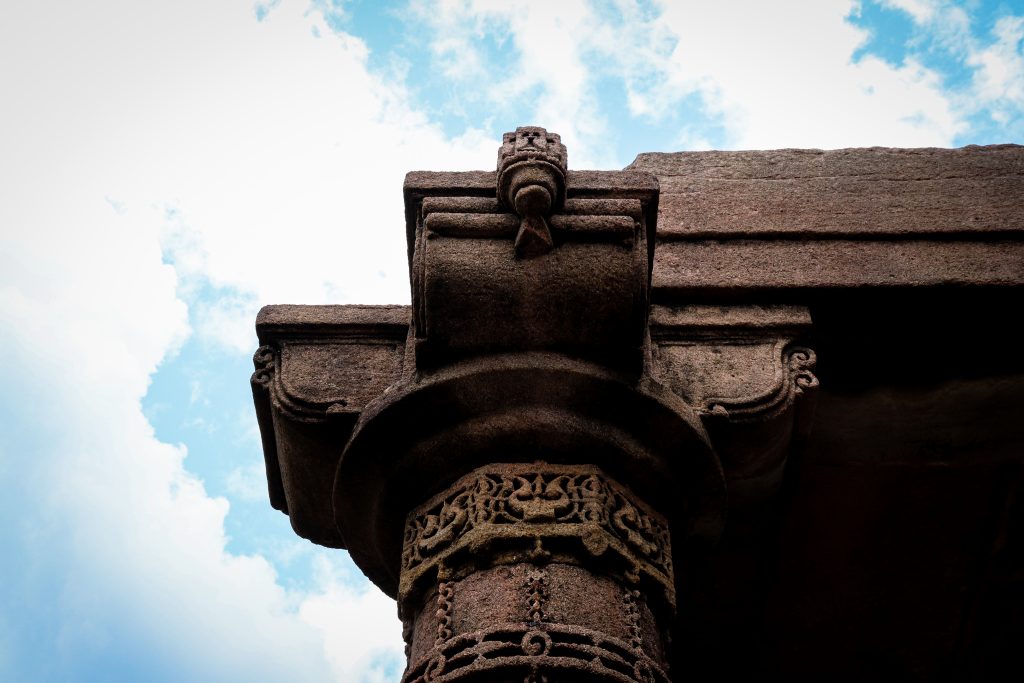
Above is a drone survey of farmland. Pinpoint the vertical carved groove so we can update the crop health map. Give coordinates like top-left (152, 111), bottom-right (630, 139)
top-left (435, 581), bottom-right (454, 646)
top-left (623, 586), bottom-right (645, 653)
top-left (526, 568), bottom-right (546, 624)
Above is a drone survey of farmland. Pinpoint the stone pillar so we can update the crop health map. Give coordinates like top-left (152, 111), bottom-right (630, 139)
top-left (330, 128), bottom-right (722, 683)
top-left (251, 127), bottom-right (818, 682)
top-left (399, 463), bottom-right (674, 682)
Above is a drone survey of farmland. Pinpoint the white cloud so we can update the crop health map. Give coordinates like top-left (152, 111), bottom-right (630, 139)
top-left (407, 0), bottom-right (631, 167)
top-left (876, 0), bottom-right (1022, 135)
top-left (0, 122), bottom-right (400, 681)
top-left (0, 175), bottom-right (341, 679)
top-left (227, 460), bottom-right (272, 503)
top-left (642, 0), bottom-right (963, 148)
top-left (879, 0), bottom-right (973, 52)
top-left (413, 0), bottom-right (964, 152)
top-left (0, 1), bottom-right (447, 679)
top-left (301, 557), bottom-right (406, 683)
top-left (5, 0), bottom-right (498, 351)
top-left (969, 15), bottom-right (1024, 110)
top-left (881, 0), bottom-right (939, 23)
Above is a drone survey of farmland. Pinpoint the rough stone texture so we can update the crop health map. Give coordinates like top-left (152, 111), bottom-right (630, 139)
top-left (630, 145), bottom-right (1024, 298)
top-left (251, 140), bottom-right (1024, 681)
top-left (251, 304), bottom-right (407, 546)
top-left (406, 144), bottom-right (658, 372)
top-left (631, 145), bottom-right (1024, 238)
top-left (654, 239), bottom-right (1024, 296)
top-left (335, 128), bottom-right (704, 682)
top-left (649, 305), bottom-right (816, 502)
top-left (399, 464), bottom-right (672, 682)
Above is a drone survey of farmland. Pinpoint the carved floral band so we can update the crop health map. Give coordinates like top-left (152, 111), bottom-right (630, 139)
top-left (399, 463), bottom-right (675, 614)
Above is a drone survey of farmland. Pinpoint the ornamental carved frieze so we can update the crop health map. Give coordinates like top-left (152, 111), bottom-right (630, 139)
top-left (398, 465), bottom-right (675, 683)
top-left (399, 463), bottom-right (674, 615)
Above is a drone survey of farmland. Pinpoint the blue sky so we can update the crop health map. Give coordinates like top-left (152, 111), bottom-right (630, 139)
top-left (1, 1), bottom-right (1021, 681)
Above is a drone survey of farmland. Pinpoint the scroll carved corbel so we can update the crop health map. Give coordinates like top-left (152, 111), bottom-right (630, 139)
top-left (649, 305), bottom-right (819, 498)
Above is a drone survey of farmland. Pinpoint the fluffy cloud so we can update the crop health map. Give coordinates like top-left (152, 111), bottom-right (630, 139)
top-left (407, 0), bottom-right (622, 167)
top-left (0, 1), bottom-right (448, 680)
top-left (972, 16), bottom-right (1024, 103)
top-left (5, 0), bottom-right (499, 352)
top-left (412, 0), bottom-right (965, 152)
top-left (879, 0), bottom-right (1023, 130)
top-left (646, 0), bottom-right (963, 148)
top-left (0, 163), bottom-right (342, 681)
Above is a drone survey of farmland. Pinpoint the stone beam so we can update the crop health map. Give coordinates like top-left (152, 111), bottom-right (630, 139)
top-left (632, 145), bottom-right (1024, 299)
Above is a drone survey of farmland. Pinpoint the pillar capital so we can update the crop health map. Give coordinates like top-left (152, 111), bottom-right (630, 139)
top-left (251, 128), bottom-right (818, 682)
top-left (408, 126), bottom-right (659, 373)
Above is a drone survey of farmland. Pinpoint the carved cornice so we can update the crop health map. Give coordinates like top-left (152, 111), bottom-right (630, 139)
top-left (251, 344), bottom-right (275, 387)
top-left (400, 463), bottom-right (675, 616)
top-left (253, 304), bottom-right (408, 423)
top-left (252, 302), bottom-right (818, 551)
top-left (250, 344), bottom-right (286, 514)
top-left (255, 342), bottom-right (397, 423)
top-left (249, 305), bottom-right (409, 546)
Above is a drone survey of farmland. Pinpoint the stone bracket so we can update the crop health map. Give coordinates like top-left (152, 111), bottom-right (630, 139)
top-left (252, 302), bottom-right (818, 549)
top-left (250, 304), bottom-right (408, 547)
top-left (405, 166), bottom-right (660, 372)
top-left (650, 304), bottom-right (818, 500)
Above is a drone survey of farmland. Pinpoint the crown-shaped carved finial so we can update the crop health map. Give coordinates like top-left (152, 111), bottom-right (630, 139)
top-left (496, 127), bottom-right (568, 258)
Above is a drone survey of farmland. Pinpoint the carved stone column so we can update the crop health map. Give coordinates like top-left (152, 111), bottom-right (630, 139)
top-left (399, 463), bottom-right (674, 682)
top-left (250, 127), bottom-right (818, 682)
top-left (329, 127), bottom-right (719, 682)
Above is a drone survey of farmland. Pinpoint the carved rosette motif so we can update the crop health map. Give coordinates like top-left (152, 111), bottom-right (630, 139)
top-left (399, 463), bottom-right (675, 683)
